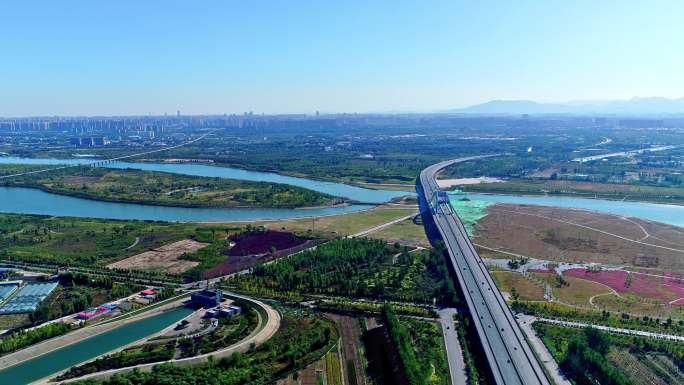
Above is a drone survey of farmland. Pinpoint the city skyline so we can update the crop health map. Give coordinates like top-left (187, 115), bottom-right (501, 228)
top-left (2, 1), bottom-right (684, 116)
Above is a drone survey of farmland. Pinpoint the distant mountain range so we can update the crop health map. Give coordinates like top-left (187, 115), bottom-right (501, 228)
top-left (451, 97), bottom-right (684, 115)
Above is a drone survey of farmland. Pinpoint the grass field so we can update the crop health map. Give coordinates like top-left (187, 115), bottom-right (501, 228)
top-left (252, 206), bottom-right (418, 238)
top-left (555, 276), bottom-right (613, 307)
top-left (593, 294), bottom-right (684, 319)
top-left (0, 213), bottom-right (242, 270)
top-left (491, 271), bottom-right (545, 301)
top-left (401, 318), bottom-right (451, 385)
top-left (369, 217), bottom-right (429, 247)
top-left (530, 272), bottom-right (612, 307)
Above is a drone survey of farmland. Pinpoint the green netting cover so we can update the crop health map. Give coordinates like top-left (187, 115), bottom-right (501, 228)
top-left (447, 191), bottom-right (491, 236)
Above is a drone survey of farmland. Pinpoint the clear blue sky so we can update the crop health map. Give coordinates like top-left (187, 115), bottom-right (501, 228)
top-left (1, 1), bottom-right (683, 116)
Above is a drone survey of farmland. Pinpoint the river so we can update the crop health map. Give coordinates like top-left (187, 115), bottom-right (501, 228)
top-left (0, 157), bottom-right (408, 204)
top-left (465, 193), bottom-right (684, 228)
top-left (0, 306), bottom-right (193, 385)
top-left (0, 157), bottom-right (681, 227)
top-left (0, 187), bottom-right (371, 222)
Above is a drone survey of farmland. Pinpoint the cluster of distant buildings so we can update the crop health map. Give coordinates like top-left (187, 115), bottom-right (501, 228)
top-left (76, 288), bottom-right (159, 321)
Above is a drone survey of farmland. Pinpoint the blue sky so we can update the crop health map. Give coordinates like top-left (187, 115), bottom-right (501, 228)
top-left (1, 1), bottom-right (683, 116)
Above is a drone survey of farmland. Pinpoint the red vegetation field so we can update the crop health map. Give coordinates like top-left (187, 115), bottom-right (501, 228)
top-left (227, 230), bottom-right (308, 256)
top-left (201, 231), bottom-right (320, 280)
top-left (564, 268), bottom-right (684, 305)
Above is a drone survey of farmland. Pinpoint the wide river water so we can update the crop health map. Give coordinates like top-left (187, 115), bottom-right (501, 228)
top-left (0, 157), bottom-right (681, 227)
top-left (0, 306), bottom-right (193, 385)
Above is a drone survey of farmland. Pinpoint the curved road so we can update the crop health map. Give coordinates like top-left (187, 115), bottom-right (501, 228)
top-left (418, 156), bottom-right (550, 385)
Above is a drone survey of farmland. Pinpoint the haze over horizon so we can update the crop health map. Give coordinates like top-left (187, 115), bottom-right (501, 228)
top-left (2, 1), bottom-right (683, 116)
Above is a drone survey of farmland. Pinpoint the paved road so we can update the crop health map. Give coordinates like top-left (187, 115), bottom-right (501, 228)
top-left (438, 308), bottom-right (467, 385)
top-left (516, 315), bottom-right (572, 385)
top-left (535, 316), bottom-right (684, 342)
top-left (418, 156), bottom-right (550, 385)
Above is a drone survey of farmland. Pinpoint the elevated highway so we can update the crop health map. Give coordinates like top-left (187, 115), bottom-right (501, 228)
top-left (418, 157), bottom-right (550, 385)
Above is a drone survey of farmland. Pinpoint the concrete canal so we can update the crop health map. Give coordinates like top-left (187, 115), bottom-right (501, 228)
top-left (0, 306), bottom-right (193, 385)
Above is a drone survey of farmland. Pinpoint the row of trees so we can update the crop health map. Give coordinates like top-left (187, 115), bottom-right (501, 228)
top-left (381, 305), bottom-right (428, 385)
top-left (58, 342), bottom-right (176, 380)
top-left (561, 328), bottom-right (631, 385)
top-left (72, 315), bottom-right (337, 385)
top-left (229, 238), bottom-right (458, 306)
top-left (512, 301), bottom-right (684, 336)
top-left (0, 322), bottom-right (73, 356)
top-left (538, 323), bottom-right (684, 385)
top-left (235, 238), bottom-right (399, 297)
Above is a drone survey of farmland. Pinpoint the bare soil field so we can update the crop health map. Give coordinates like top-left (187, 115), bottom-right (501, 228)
top-left (107, 239), bottom-right (208, 274)
top-left (474, 204), bottom-right (684, 272)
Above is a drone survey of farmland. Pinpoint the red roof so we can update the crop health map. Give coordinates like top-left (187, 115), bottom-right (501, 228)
top-left (141, 289), bottom-right (155, 295)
